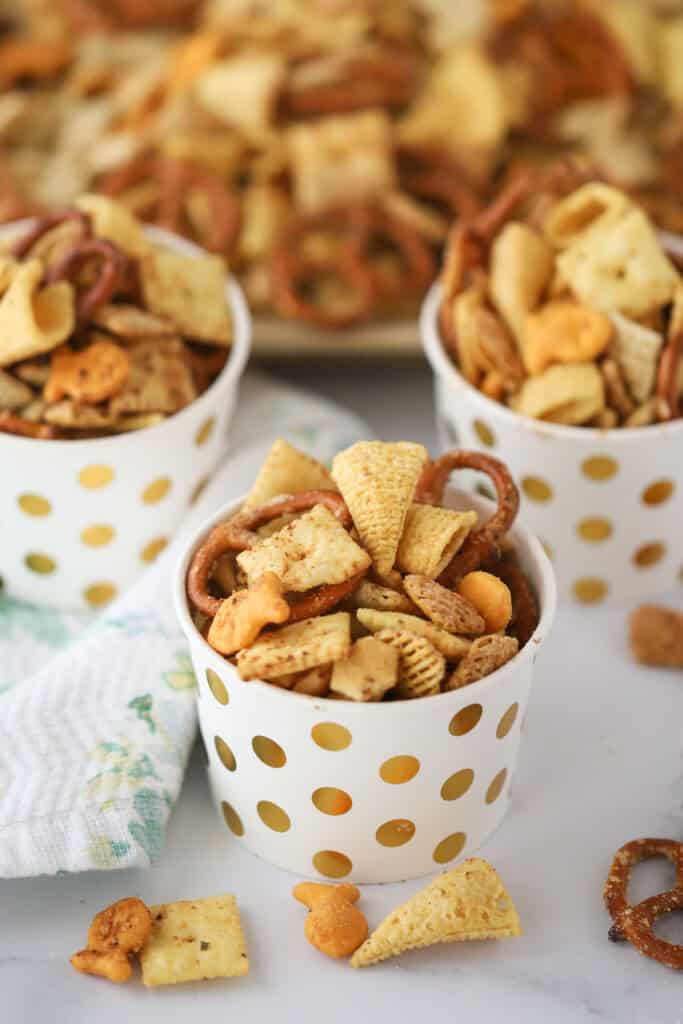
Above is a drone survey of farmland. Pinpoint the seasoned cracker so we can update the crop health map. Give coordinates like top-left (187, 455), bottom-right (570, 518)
top-left (236, 612), bottom-right (351, 681)
top-left (292, 664), bottom-right (332, 697)
top-left (350, 859), bottom-right (521, 968)
top-left (194, 53), bottom-right (285, 142)
top-left (76, 193), bottom-right (150, 259)
top-left (237, 504), bottom-right (371, 592)
top-left (512, 363), bottom-right (605, 425)
top-left (108, 339), bottom-right (196, 416)
top-left (91, 303), bottom-right (176, 340)
top-left (140, 894), bottom-right (249, 987)
top-left (244, 438), bottom-right (337, 508)
top-left (139, 248), bottom-right (232, 346)
top-left (330, 636), bottom-right (399, 702)
top-left (0, 368), bottom-right (32, 410)
top-left (331, 441), bottom-right (428, 578)
top-left (357, 608), bottom-right (471, 661)
top-left (608, 312), bottom-right (662, 403)
top-left (373, 628), bottom-right (445, 698)
top-left (403, 575), bottom-right (485, 635)
top-left (446, 634), bottom-right (518, 689)
top-left (349, 579), bottom-right (417, 614)
top-left (396, 505), bottom-right (477, 579)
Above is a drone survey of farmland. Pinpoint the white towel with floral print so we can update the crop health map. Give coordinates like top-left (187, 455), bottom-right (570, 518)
top-left (0, 373), bottom-right (368, 878)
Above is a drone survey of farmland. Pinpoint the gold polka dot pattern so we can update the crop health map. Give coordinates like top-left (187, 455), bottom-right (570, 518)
top-left (252, 735), bottom-right (287, 768)
top-left (582, 455), bottom-right (618, 481)
top-left (485, 768), bottom-right (507, 805)
top-left (473, 419), bottom-right (496, 448)
top-left (214, 736), bottom-right (236, 772)
top-left (577, 517), bottom-right (613, 542)
top-left (496, 703), bottom-right (519, 739)
top-left (433, 832), bottom-right (466, 865)
top-left (81, 524), bottom-right (115, 548)
top-left (312, 787), bottom-right (352, 816)
top-left (376, 819), bottom-right (416, 848)
top-left (24, 552), bottom-right (56, 574)
top-left (222, 801), bottom-right (244, 837)
top-left (521, 476), bottom-right (553, 502)
top-left (142, 477), bottom-right (171, 504)
top-left (195, 417), bottom-right (216, 446)
top-left (17, 494), bottom-right (51, 517)
top-left (311, 722), bottom-right (351, 751)
top-left (257, 800), bottom-right (290, 832)
top-left (573, 577), bottom-right (608, 604)
top-left (83, 582), bottom-right (117, 607)
top-left (78, 465), bottom-right (114, 489)
top-left (141, 537), bottom-right (168, 563)
top-left (449, 704), bottom-right (483, 736)
top-left (206, 669), bottom-right (228, 705)
top-left (642, 480), bottom-right (675, 506)
top-left (313, 851), bottom-right (352, 878)
top-left (379, 755), bottom-right (420, 784)
top-left (440, 768), bottom-right (474, 801)
top-left (633, 542), bottom-right (666, 568)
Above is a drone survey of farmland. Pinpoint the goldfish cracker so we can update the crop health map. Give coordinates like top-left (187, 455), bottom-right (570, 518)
top-left (293, 883), bottom-right (368, 958)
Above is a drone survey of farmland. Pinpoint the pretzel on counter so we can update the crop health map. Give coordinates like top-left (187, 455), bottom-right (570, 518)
top-left (187, 491), bottom-right (358, 620)
top-left (415, 451), bottom-right (520, 585)
top-left (44, 237), bottom-right (129, 321)
top-left (604, 838), bottom-right (683, 969)
top-left (270, 203), bottom-right (434, 328)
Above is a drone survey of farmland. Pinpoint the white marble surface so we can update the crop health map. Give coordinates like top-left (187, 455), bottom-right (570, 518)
top-left (2, 364), bottom-right (682, 1024)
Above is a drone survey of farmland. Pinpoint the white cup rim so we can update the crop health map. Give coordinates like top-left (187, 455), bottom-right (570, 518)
top-left (173, 487), bottom-right (558, 713)
top-left (0, 221), bottom-right (251, 450)
top-left (420, 280), bottom-right (683, 444)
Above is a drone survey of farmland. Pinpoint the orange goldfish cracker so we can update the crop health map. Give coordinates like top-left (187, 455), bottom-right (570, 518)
top-left (44, 340), bottom-right (130, 405)
top-left (70, 896), bottom-right (152, 984)
top-left (70, 948), bottom-right (132, 983)
top-left (293, 883), bottom-right (367, 958)
top-left (207, 573), bottom-right (290, 655)
top-left (457, 572), bottom-right (512, 633)
top-left (524, 301), bottom-right (613, 375)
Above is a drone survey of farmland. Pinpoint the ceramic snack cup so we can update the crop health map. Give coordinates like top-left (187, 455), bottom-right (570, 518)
top-left (175, 487), bottom-right (556, 884)
top-left (421, 283), bottom-right (683, 606)
top-left (1, 225), bottom-right (251, 610)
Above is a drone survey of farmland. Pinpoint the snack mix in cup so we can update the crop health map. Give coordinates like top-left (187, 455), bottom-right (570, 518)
top-left (0, 195), bottom-right (233, 439)
top-left (3, 1), bottom-right (683, 329)
top-left (185, 439), bottom-right (540, 699)
top-left (438, 170), bottom-right (683, 430)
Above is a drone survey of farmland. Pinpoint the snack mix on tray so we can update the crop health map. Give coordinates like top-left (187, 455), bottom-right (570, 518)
top-left (439, 174), bottom-right (683, 427)
top-left (3, 0), bottom-right (683, 329)
top-left (0, 194), bottom-right (232, 439)
top-left (186, 439), bottom-right (540, 698)
top-left (71, 894), bottom-right (249, 985)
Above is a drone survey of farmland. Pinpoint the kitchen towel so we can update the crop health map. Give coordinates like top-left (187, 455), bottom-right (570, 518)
top-left (0, 372), bottom-right (368, 878)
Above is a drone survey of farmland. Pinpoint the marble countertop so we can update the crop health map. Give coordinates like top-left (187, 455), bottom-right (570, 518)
top-left (2, 364), bottom-right (682, 1024)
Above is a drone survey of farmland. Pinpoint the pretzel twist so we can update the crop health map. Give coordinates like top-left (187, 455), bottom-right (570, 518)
top-left (414, 450), bottom-right (520, 585)
top-left (11, 208), bottom-right (90, 260)
top-left (43, 238), bottom-right (128, 321)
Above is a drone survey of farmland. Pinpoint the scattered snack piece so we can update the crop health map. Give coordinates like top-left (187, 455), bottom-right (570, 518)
top-left (350, 858), bottom-right (521, 968)
top-left (330, 636), bottom-right (399, 702)
top-left (187, 442), bottom-right (536, 700)
top-left (457, 571), bottom-right (513, 634)
top-left (629, 605), bottom-right (683, 669)
top-left (70, 896), bottom-right (152, 984)
top-left (140, 894), bottom-right (249, 987)
top-left (604, 838), bottom-right (683, 970)
top-left (293, 883), bottom-right (368, 959)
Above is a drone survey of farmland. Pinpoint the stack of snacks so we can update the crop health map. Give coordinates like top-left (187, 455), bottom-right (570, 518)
top-left (439, 177), bottom-right (683, 428)
top-left (0, 194), bottom-right (232, 439)
top-left (186, 439), bottom-right (539, 699)
top-left (2, 0), bottom-right (683, 335)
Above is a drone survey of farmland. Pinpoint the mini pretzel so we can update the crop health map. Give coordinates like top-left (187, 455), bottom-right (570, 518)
top-left (415, 450), bottom-right (520, 585)
top-left (187, 491), bottom-right (356, 618)
top-left (271, 249), bottom-right (375, 329)
top-left (604, 838), bottom-right (683, 937)
top-left (43, 238), bottom-right (128, 322)
top-left (11, 209), bottom-right (90, 260)
top-left (0, 410), bottom-right (60, 440)
top-left (656, 331), bottom-right (683, 421)
top-left (355, 204), bottom-right (435, 301)
top-left (284, 53), bottom-right (417, 116)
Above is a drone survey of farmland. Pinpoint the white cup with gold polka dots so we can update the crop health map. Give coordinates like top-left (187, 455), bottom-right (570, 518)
top-left (174, 488), bottom-right (556, 884)
top-left (421, 284), bottom-right (683, 606)
top-left (2, 225), bottom-right (251, 610)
